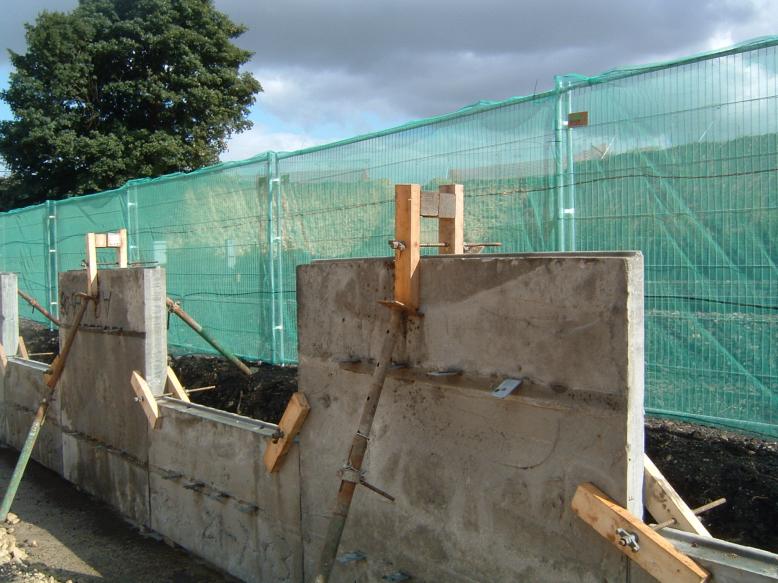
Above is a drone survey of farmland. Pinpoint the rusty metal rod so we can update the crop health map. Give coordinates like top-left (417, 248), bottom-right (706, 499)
top-left (17, 289), bottom-right (60, 327)
top-left (463, 242), bottom-right (502, 248)
top-left (166, 298), bottom-right (252, 377)
top-left (0, 293), bottom-right (93, 521)
top-left (651, 497), bottom-right (727, 531)
top-left (315, 308), bottom-right (404, 583)
top-left (161, 385), bottom-right (216, 398)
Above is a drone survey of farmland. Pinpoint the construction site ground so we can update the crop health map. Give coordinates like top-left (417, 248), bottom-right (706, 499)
top-left (9, 318), bottom-right (778, 581)
top-left (0, 448), bottom-right (236, 583)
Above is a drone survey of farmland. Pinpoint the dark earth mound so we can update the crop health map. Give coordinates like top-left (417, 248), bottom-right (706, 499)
top-left (645, 417), bottom-right (778, 552)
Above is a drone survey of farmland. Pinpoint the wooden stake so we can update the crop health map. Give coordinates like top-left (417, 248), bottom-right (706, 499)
top-left (86, 233), bottom-right (98, 296)
top-left (572, 483), bottom-right (708, 583)
top-left (131, 371), bottom-right (160, 429)
top-left (315, 309), bottom-right (404, 582)
top-left (17, 337), bottom-right (29, 360)
top-left (264, 392), bottom-right (311, 473)
top-left (438, 184), bottom-right (464, 255)
top-left (644, 454), bottom-right (710, 536)
top-left (0, 342), bottom-right (7, 374)
top-left (394, 184), bottom-right (420, 311)
top-left (165, 366), bottom-right (190, 402)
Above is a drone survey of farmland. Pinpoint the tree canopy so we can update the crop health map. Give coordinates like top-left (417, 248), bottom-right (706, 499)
top-left (0, 0), bottom-right (261, 208)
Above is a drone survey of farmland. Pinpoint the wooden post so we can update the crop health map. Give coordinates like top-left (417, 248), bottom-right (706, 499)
top-left (86, 233), bottom-right (98, 296)
top-left (438, 184), bottom-right (464, 255)
top-left (17, 337), bottom-right (29, 360)
top-left (644, 454), bottom-right (710, 536)
top-left (264, 392), bottom-right (311, 472)
top-left (394, 184), bottom-right (421, 311)
top-left (131, 371), bottom-right (160, 429)
top-left (572, 483), bottom-right (708, 583)
top-left (165, 366), bottom-right (190, 402)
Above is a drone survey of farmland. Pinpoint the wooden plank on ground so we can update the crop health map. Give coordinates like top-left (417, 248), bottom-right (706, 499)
top-left (165, 366), bottom-right (190, 402)
top-left (644, 454), bottom-right (710, 536)
top-left (438, 184), bottom-right (464, 254)
top-left (131, 370), bottom-right (160, 429)
top-left (572, 482), bottom-right (708, 583)
top-left (394, 184), bottom-right (421, 310)
top-left (264, 392), bottom-right (311, 473)
top-left (17, 336), bottom-right (28, 359)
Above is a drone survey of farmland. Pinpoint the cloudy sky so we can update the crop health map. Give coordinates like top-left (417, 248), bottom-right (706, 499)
top-left (0, 0), bottom-right (776, 163)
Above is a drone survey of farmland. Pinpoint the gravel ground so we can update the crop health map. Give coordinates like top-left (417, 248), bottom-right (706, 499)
top-left (0, 448), bottom-right (235, 583)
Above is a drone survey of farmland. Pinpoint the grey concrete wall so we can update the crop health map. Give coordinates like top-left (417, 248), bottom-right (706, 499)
top-left (149, 404), bottom-right (303, 582)
top-left (58, 268), bottom-right (167, 525)
top-left (296, 254), bottom-right (644, 582)
top-left (0, 267), bottom-right (305, 583)
top-left (0, 273), bottom-right (18, 357)
top-left (0, 359), bottom-right (63, 475)
top-left (0, 273), bottom-right (61, 474)
top-left (0, 255), bottom-right (647, 583)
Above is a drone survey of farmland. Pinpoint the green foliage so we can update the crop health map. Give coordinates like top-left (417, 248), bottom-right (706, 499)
top-left (0, 0), bottom-right (262, 207)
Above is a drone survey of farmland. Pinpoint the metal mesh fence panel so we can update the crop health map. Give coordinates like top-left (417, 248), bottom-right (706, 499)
top-left (0, 37), bottom-right (775, 436)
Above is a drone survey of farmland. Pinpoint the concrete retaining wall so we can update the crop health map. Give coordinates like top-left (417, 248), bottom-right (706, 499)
top-left (297, 253), bottom-right (644, 582)
top-left (0, 254), bottom-right (645, 582)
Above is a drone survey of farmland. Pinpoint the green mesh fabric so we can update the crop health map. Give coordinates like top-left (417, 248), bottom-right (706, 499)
top-left (0, 38), bottom-right (776, 437)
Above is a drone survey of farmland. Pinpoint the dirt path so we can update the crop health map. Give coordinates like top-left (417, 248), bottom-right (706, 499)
top-left (0, 448), bottom-right (235, 583)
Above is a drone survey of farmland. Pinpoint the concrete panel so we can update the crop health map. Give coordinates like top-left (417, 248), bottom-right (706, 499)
top-left (58, 267), bottom-right (166, 526)
top-left (149, 403), bottom-right (303, 582)
top-left (58, 268), bottom-right (166, 462)
top-left (61, 432), bottom-right (150, 525)
top-left (0, 273), bottom-right (19, 357)
top-left (0, 360), bottom-right (62, 474)
top-left (297, 254), bottom-right (644, 582)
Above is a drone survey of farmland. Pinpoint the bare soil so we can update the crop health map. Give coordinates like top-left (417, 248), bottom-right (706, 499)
top-left (645, 417), bottom-right (778, 552)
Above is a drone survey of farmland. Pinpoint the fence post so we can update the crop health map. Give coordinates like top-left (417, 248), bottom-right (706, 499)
top-left (125, 183), bottom-right (140, 264)
top-left (554, 76), bottom-right (567, 252)
top-left (267, 151), bottom-right (285, 364)
top-left (45, 200), bottom-right (58, 328)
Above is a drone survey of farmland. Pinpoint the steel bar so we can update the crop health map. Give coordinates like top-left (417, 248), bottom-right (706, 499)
top-left (0, 293), bottom-right (93, 521)
top-left (166, 298), bottom-right (252, 376)
top-left (463, 242), bottom-right (503, 248)
top-left (17, 289), bottom-right (61, 327)
top-left (652, 497), bottom-right (727, 531)
top-left (161, 385), bottom-right (216, 397)
top-left (315, 308), bottom-right (404, 583)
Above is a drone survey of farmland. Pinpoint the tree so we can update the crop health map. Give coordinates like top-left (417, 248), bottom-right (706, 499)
top-left (0, 0), bottom-right (261, 207)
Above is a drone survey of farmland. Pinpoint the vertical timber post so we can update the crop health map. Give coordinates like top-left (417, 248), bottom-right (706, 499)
top-left (394, 184), bottom-right (421, 309)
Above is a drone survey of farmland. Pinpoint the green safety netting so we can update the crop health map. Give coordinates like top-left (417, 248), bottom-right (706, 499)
top-left (0, 37), bottom-right (776, 437)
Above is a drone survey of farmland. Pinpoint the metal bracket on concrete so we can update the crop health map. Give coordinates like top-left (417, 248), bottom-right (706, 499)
top-left (337, 551), bottom-right (367, 564)
top-left (158, 396), bottom-right (283, 439)
top-left (491, 378), bottom-right (523, 398)
top-left (662, 528), bottom-right (778, 583)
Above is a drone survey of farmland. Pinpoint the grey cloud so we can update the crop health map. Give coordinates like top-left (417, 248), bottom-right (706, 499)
top-left (0, 0), bottom-right (78, 61)
top-left (1, 0), bottom-right (775, 131)
top-left (216, 0), bottom-right (775, 125)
